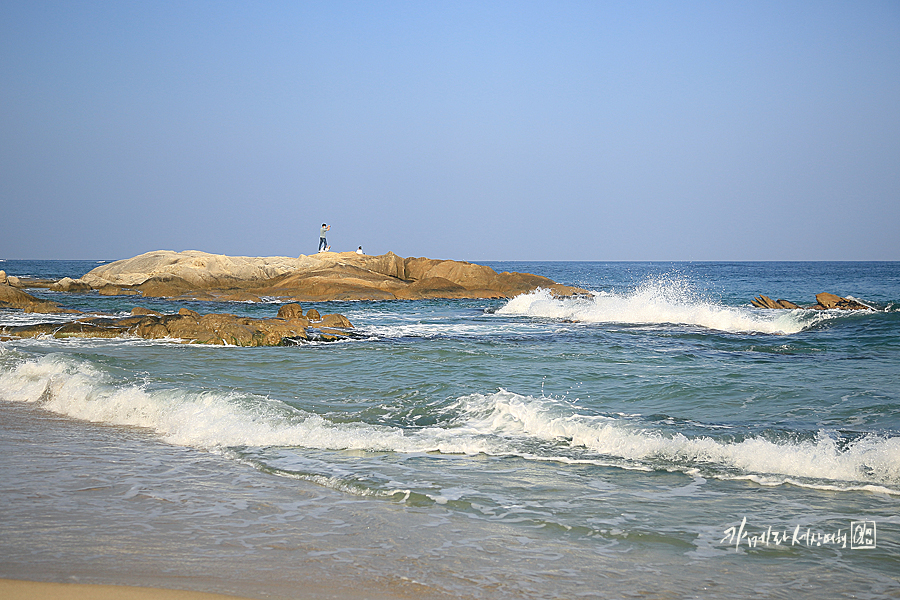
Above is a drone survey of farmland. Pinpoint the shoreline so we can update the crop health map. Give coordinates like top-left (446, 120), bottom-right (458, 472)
top-left (0, 579), bottom-right (257, 600)
top-left (0, 577), bottom-right (445, 600)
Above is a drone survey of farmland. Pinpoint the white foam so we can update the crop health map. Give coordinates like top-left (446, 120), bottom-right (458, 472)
top-left (0, 354), bottom-right (502, 455)
top-left (450, 390), bottom-right (900, 489)
top-left (2, 355), bottom-right (897, 491)
top-left (497, 282), bottom-right (832, 335)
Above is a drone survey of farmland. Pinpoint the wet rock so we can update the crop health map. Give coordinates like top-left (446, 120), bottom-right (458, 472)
top-left (317, 313), bottom-right (353, 328)
top-left (812, 293), bottom-right (871, 311)
top-left (752, 293), bottom-right (872, 310)
top-left (276, 303), bottom-right (304, 319)
top-left (0, 283), bottom-right (72, 313)
top-left (0, 304), bottom-right (352, 346)
top-left (751, 295), bottom-right (800, 310)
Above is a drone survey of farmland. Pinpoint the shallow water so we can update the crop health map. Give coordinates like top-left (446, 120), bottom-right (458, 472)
top-left (1, 260), bottom-right (898, 598)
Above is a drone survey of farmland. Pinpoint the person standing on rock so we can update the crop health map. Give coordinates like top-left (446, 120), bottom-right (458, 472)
top-left (318, 224), bottom-right (330, 252)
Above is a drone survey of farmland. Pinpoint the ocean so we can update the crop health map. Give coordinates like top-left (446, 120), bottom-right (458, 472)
top-left (1, 260), bottom-right (898, 599)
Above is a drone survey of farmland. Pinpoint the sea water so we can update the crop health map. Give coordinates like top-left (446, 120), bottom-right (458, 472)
top-left (1, 260), bottom-right (898, 599)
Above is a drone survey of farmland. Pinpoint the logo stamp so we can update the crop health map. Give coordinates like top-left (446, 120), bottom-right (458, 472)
top-left (850, 521), bottom-right (877, 549)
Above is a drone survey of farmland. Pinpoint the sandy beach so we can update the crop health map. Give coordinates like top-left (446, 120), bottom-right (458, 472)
top-left (0, 578), bottom-right (442, 600)
top-left (0, 579), bottom-right (255, 600)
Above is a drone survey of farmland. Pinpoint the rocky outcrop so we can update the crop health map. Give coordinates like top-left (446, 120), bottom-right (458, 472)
top-left (810, 292), bottom-right (871, 311)
top-left (75, 250), bottom-right (589, 301)
top-left (0, 304), bottom-right (354, 346)
top-left (0, 283), bottom-right (76, 314)
top-left (750, 295), bottom-right (801, 310)
top-left (752, 293), bottom-right (872, 311)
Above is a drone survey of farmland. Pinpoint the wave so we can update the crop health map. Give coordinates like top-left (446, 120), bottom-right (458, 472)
top-left (0, 353), bottom-right (501, 454)
top-left (2, 354), bottom-right (897, 492)
top-left (453, 391), bottom-right (900, 490)
top-left (497, 281), bottom-right (839, 334)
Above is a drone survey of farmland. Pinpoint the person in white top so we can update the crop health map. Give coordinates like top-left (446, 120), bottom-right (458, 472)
top-left (356, 246), bottom-right (364, 255)
top-left (318, 224), bottom-right (330, 252)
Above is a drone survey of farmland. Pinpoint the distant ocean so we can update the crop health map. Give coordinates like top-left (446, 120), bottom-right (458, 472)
top-left (1, 260), bottom-right (898, 599)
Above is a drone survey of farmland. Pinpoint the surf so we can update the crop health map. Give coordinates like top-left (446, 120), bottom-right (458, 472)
top-left (2, 353), bottom-right (898, 493)
top-left (497, 279), bottom-right (839, 334)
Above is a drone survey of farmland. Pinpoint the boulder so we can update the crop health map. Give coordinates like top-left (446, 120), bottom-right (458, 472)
top-left (0, 270), bottom-right (6, 285)
top-left (49, 277), bottom-right (91, 292)
top-left (812, 293), bottom-right (870, 311)
top-left (276, 303), bottom-right (304, 319)
top-left (318, 313), bottom-right (353, 328)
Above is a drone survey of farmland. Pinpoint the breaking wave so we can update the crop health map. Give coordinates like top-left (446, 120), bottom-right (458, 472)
top-left (497, 280), bottom-right (838, 334)
top-left (1, 354), bottom-right (897, 492)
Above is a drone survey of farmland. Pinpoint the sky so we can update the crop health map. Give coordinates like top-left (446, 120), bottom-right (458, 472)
top-left (1, 1), bottom-right (898, 261)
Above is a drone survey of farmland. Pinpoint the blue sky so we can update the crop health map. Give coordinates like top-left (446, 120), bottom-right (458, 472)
top-left (2, 1), bottom-right (898, 261)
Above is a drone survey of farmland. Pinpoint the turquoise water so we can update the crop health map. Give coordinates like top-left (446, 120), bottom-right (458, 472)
top-left (1, 260), bottom-right (898, 598)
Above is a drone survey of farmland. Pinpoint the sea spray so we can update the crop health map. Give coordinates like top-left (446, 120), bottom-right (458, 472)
top-left (497, 280), bottom-right (834, 335)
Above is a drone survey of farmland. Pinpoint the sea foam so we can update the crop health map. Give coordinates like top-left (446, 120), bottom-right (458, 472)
top-left (497, 281), bottom-right (831, 334)
top-left (0, 354), bottom-right (501, 455)
top-left (2, 354), bottom-right (897, 491)
top-left (452, 390), bottom-right (900, 489)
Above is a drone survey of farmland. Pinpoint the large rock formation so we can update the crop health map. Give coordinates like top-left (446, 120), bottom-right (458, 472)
top-left (75, 250), bottom-right (588, 301)
top-left (752, 293), bottom-right (872, 311)
top-left (0, 303), bottom-right (353, 346)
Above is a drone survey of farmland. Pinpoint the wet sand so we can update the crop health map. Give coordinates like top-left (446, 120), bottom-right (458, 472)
top-left (0, 579), bottom-right (255, 600)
